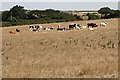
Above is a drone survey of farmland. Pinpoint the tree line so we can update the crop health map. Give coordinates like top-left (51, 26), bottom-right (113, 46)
top-left (98, 7), bottom-right (120, 19)
top-left (1, 5), bottom-right (120, 27)
top-left (87, 7), bottom-right (120, 20)
top-left (1, 5), bottom-right (82, 27)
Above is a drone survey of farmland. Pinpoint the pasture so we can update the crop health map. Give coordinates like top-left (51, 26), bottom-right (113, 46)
top-left (2, 18), bottom-right (118, 78)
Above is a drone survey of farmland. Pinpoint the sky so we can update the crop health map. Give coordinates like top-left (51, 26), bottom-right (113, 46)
top-left (1, 0), bottom-right (120, 11)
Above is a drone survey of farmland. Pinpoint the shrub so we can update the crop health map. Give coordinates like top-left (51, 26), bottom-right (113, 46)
top-left (86, 13), bottom-right (100, 20)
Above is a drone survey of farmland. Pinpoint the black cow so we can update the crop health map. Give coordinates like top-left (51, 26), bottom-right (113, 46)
top-left (57, 27), bottom-right (65, 31)
top-left (87, 23), bottom-right (98, 28)
top-left (69, 24), bottom-right (80, 29)
top-left (49, 28), bottom-right (54, 30)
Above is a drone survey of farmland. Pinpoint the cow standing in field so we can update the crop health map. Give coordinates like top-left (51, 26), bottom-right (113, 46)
top-left (100, 22), bottom-right (108, 27)
top-left (69, 24), bottom-right (81, 30)
top-left (57, 27), bottom-right (65, 31)
top-left (57, 24), bottom-right (65, 31)
top-left (29, 25), bottom-right (42, 32)
top-left (34, 25), bottom-right (42, 32)
top-left (45, 27), bottom-right (54, 31)
top-left (16, 29), bottom-right (20, 32)
top-left (87, 23), bottom-right (98, 28)
top-left (57, 25), bottom-right (65, 31)
top-left (9, 30), bottom-right (16, 34)
top-left (87, 23), bottom-right (98, 30)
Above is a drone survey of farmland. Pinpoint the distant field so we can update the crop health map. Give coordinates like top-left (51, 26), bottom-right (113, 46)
top-left (2, 18), bottom-right (118, 78)
top-left (64, 10), bottom-right (99, 16)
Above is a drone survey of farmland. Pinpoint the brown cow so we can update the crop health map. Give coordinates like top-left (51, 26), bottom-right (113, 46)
top-left (9, 30), bottom-right (16, 34)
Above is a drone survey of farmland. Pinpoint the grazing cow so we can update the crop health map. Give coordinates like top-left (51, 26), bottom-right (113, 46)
top-left (57, 25), bottom-right (65, 31)
top-left (29, 25), bottom-right (42, 32)
top-left (45, 27), bottom-right (54, 31)
top-left (87, 23), bottom-right (98, 28)
top-left (100, 22), bottom-right (108, 27)
top-left (34, 25), bottom-right (42, 32)
top-left (69, 24), bottom-right (81, 30)
top-left (57, 27), bottom-right (65, 31)
top-left (49, 27), bottom-right (54, 30)
top-left (9, 30), bottom-right (16, 34)
top-left (16, 29), bottom-right (20, 32)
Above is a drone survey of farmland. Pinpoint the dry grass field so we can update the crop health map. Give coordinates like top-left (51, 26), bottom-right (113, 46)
top-left (2, 18), bottom-right (118, 78)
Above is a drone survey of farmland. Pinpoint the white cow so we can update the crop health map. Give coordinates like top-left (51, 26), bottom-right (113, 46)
top-left (100, 22), bottom-right (108, 27)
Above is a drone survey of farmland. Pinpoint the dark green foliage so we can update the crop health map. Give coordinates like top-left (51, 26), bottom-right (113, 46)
top-left (98, 7), bottom-right (120, 19)
top-left (27, 9), bottom-right (78, 21)
top-left (74, 14), bottom-right (83, 20)
top-left (2, 11), bottom-right (10, 21)
top-left (2, 5), bottom-right (82, 27)
top-left (2, 5), bottom-right (27, 21)
top-left (2, 5), bottom-right (120, 27)
top-left (86, 13), bottom-right (100, 20)
top-left (7, 17), bottom-right (18, 22)
top-left (109, 10), bottom-right (120, 18)
top-left (9, 5), bottom-right (27, 19)
top-left (98, 7), bottom-right (111, 15)
top-left (98, 7), bottom-right (111, 19)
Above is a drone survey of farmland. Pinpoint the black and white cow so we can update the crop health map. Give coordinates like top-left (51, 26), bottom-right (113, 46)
top-left (69, 24), bottom-right (81, 30)
top-left (57, 27), bottom-right (65, 31)
top-left (45, 27), bottom-right (54, 31)
top-left (29, 25), bottom-right (42, 32)
top-left (56, 24), bottom-right (65, 31)
top-left (16, 29), bottom-right (20, 32)
top-left (57, 26), bottom-right (65, 31)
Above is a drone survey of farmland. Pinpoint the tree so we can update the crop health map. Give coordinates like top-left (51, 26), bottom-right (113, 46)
top-left (2, 11), bottom-right (10, 21)
top-left (109, 10), bottom-right (115, 18)
top-left (113, 10), bottom-right (120, 18)
top-left (86, 13), bottom-right (100, 20)
top-left (98, 7), bottom-right (112, 19)
top-left (9, 5), bottom-right (27, 19)
top-left (74, 14), bottom-right (82, 20)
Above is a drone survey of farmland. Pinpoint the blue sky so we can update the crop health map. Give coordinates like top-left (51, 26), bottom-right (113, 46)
top-left (1, 1), bottom-right (119, 11)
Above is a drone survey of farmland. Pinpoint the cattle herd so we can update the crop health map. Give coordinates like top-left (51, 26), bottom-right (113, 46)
top-left (9, 22), bottom-right (108, 34)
